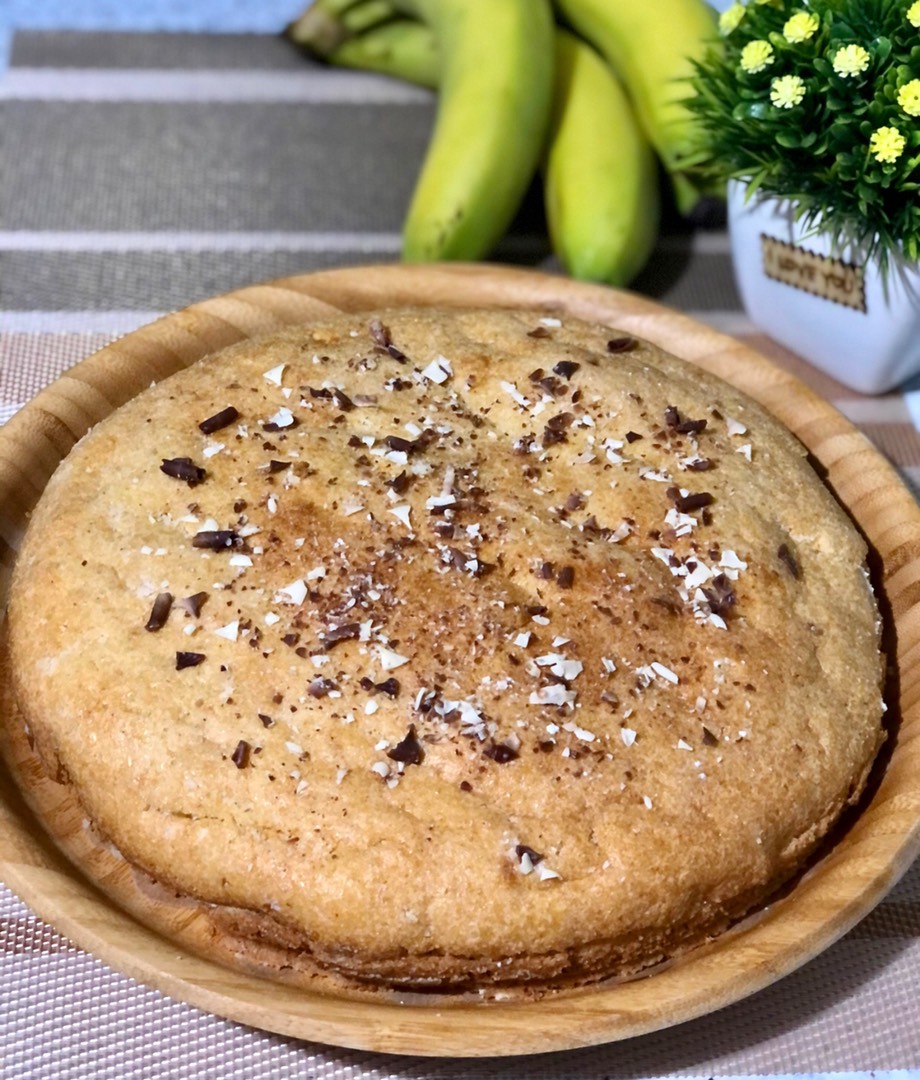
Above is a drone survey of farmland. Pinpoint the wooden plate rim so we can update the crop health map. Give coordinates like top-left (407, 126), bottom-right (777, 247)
top-left (2, 263), bottom-right (920, 1058)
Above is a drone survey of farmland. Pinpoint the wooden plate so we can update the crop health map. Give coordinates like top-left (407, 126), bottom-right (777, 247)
top-left (2, 263), bottom-right (920, 1058)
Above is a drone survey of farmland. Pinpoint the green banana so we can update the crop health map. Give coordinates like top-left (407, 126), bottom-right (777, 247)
top-left (329, 19), bottom-right (440, 88)
top-left (552, 0), bottom-right (718, 215)
top-left (545, 29), bottom-right (659, 285)
top-left (385, 0), bottom-right (555, 262)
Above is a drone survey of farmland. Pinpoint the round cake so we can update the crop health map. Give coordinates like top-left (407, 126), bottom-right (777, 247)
top-left (6, 306), bottom-right (885, 996)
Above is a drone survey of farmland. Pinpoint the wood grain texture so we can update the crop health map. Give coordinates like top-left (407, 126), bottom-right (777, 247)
top-left (1, 264), bottom-right (919, 1057)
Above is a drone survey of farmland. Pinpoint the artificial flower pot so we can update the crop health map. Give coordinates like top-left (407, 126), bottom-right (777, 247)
top-left (727, 179), bottom-right (920, 395)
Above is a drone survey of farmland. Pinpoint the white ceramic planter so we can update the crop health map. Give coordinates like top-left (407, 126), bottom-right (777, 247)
top-left (727, 179), bottom-right (920, 394)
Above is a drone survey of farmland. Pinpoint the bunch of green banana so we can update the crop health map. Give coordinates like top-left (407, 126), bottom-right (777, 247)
top-left (286, 0), bottom-right (718, 285)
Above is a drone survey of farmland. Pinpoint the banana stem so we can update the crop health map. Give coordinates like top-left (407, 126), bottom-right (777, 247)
top-left (286, 0), bottom-right (393, 54)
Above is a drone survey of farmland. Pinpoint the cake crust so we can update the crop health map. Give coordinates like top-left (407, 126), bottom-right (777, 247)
top-left (7, 307), bottom-right (885, 994)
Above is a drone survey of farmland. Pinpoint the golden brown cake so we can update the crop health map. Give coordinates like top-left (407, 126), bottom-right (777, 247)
top-left (6, 306), bottom-right (885, 996)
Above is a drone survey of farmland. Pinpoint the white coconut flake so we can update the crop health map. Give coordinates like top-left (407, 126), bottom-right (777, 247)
top-left (377, 646), bottom-right (410, 671)
top-left (426, 494), bottom-right (456, 511)
top-left (677, 738), bottom-right (693, 751)
top-left (385, 450), bottom-right (409, 466)
top-left (264, 611), bottom-right (281, 626)
top-left (263, 363), bottom-right (286, 386)
top-left (267, 495), bottom-right (278, 515)
top-left (684, 561), bottom-right (713, 591)
top-left (275, 579), bottom-right (308, 606)
top-left (537, 863), bottom-right (561, 881)
top-left (214, 620), bottom-right (240, 641)
top-left (306, 566), bottom-right (326, 581)
top-left (736, 443), bottom-right (753, 461)
top-left (421, 354), bottom-right (453, 384)
top-left (563, 721), bottom-right (595, 742)
top-left (528, 685), bottom-right (576, 707)
top-left (643, 796), bottom-right (654, 810)
top-left (602, 657), bottom-right (617, 674)
top-left (539, 316), bottom-right (562, 327)
top-left (389, 504), bottom-right (412, 529)
top-left (365, 700), bottom-right (379, 715)
top-left (371, 762), bottom-right (390, 778)
top-left (651, 661), bottom-right (679, 684)
top-left (342, 498), bottom-right (365, 517)
top-left (229, 554), bottom-right (253, 568)
top-left (202, 443), bottom-right (225, 458)
top-left (500, 380), bottom-right (530, 408)
top-left (726, 416), bottom-right (747, 437)
top-left (621, 727), bottom-right (637, 747)
top-left (720, 550), bottom-right (747, 572)
top-left (266, 406), bottom-right (295, 429)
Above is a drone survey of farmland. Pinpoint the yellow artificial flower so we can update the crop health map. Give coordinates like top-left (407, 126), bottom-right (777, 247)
top-left (832, 44), bottom-right (871, 78)
top-left (897, 78), bottom-right (920, 117)
top-left (740, 40), bottom-right (775, 74)
top-left (770, 74), bottom-right (807, 108)
top-left (719, 3), bottom-right (746, 34)
top-left (869, 126), bottom-right (906, 163)
top-left (783, 12), bottom-right (820, 42)
top-left (908, 1), bottom-right (920, 29)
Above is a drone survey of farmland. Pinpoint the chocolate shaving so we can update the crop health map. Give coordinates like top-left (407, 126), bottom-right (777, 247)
top-left (528, 326), bottom-right (551, 339)
top-left (553, 360), bottom-right (580, 379)
top-left (702, 726), bottom-right (719, 746)
top-left (160, 457), bottom-right (206, 486)
top-left (564, 491), bottom-right (585, 512)
top-left (259, 714), bottom-right (275, 728)
top-left (537, 376), bottom-right (563, 397)
top-left (677, 417), bottom-right (707, 435)
top-left (268, 459), bottom-right (290, 473)
top-left (556, 565), bottom-right (575, 589)
top-left (778, 543), bottom-right (801, 579)
top-left (387, 724), bottom-right (423, 766)
top-left (625, 431), bottom-right (643, 443)
top-left (387, 470), bottom-right (411, 495)
top-left (606, 336), bottom-right (637, 353)
top-left (685, 458), bottom-right (714, 472)
top-left (180, 591), bottom-right (208, 617)
top-left (384, 435), bottom-right (415, 454)
top-left (667, 488), bottom-right (714, 514)
top-left (324, 622), bottom-right (361, 646)
top-left (308, 678), bottom-right (338, 698)
top-left (369, 319), bottom-right (409, 362)
top-left (515, 844), bottom-right (543, 865)
top-left (702, 573), bottom-right (737, 618)
top-left (175, 651), bottom-right (206, 670)
top-left (145, 591), bottom-right (173, 632)
top-left (546, 411), bottom-right (575, 432)
top-left (664, 406), bottom-right (681, 429)
top-left (192, 529), bottom-right (241, 550)
top-left (231, 740), bottom-right (252, 769)
top-left (484, 741), bottom-right (519, 764)
top-left (369, 319), bottom-right (392, 348)
top-left (262, 417), bottom-right (299, 432)
top-left (198, 406), bottom-right (239, 435)
top-left (375, 677), bottom-right (400, 698)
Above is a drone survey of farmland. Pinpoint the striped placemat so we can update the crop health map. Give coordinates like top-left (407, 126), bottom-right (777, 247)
top-left (1, 26), bottom-right (919, 1080)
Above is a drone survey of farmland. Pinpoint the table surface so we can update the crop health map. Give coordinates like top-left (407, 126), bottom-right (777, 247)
top-left (1, 10), bottom-right (919, 1080)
